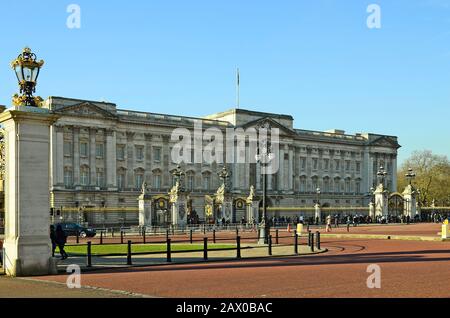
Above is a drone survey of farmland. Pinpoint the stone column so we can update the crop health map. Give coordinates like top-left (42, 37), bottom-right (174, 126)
top-left (72, 126), bottom-right (80, 186)
top-left (369, 202), bottom-right (375, 219)
top-left (138, 193), bottom-right (152, 226)
top-left (0, 106), bottom-right (59, 276)
top-left (391, 155), bottom-right (398, 192)
top-left (279, 147), bottom-right (285, 191)
top-left (105, 129), bottom-right (117, 189)
top-left (402, 184), bottom-right (416, 219)
top-left (374, 184), bottom-right (388, 218)
top-left (247, 201), bottom-right (259, 223)
top-left (288, 147), bottom-right (294, 191)
top-left (89, 128), bottom-right (96, 186)
top-left (170, 194), bottom-right (188, 227)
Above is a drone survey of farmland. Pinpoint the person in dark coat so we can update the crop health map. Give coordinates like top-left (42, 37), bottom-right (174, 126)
top-left (55, 224), bottom-right (68, 260)
top-left (50, 225), bottom-right (57, 257)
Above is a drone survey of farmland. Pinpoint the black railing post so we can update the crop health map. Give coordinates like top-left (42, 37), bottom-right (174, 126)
top-left (347, 223), bottom-right (350, 232)
top-left (127, 240), bottom-right (132, 265)
top-left (87, 241), bottom-right (92, 267)
top-left (167, 238), bottom-right (172, 262)
top-left (316, 231), bottom-right (321, 250)
top-left (76, 230), bottom-right (79, 244)
top-left (100, 231), bottom-right (103, 245)
top-left (213, 229), bottom-right (216, 244)
top-left (310, 233), bottom-right (315, 252)
top-left (166, 229), bottom-right (169, 241)
top-left (203, 224), bottom-right (206, 235)
top-left (268, 235), bottom-right (272, 256)
top-left (111, 228), bottom-right (114, 237)
top-left (190, 229), bottom-right (193, 244)
top-left (236, 236), bottom-right (241, 259)
top-left (203, 237), bottom-right (208, 261)
top-left (276, 229), bottom-right (279, 245)
top-left (143, 229), bottom-right (146, 244)
top-left (236, 226), bottom-right (239, 237)
top-left (294, 230), bottom-right (298, 255)
top-left (120, 230), bottom-right (124, 244)
top-left (308, 230), bottom-right (312, 246)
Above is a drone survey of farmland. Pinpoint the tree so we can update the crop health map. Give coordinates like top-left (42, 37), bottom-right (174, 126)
top-left (397, 150), bottom-right (450, 206)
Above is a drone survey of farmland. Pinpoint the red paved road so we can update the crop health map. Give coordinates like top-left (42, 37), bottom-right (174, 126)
top-left (36, 236), bottom-right (450, 298)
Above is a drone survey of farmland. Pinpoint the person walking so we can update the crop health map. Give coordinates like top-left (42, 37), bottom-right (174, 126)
top-left (55, 224), bottom-right (68, 260)
top-left (326, 215), bottom-right (332, 232)
top-left (50, 225), bottom-right (57, 257)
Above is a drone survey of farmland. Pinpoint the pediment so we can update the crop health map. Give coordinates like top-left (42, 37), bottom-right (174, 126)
top-left (369, 136), bottom-right (401, 149)
top-left (55, 102), bottom-right (117, 119)
top-left (240, 117), bottom-right (297, 136)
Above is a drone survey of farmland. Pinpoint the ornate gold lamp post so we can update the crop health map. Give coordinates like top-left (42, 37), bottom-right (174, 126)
top-left (11, 47), bottom-right (44, 107)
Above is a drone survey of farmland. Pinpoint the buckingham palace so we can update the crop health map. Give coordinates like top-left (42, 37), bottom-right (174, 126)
top-left (42, 96), bottom-right (400, 226)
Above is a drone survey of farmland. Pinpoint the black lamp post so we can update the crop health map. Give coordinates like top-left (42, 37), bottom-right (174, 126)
top-left (172, 164), bottom-right (185, 191)
top-left (218, 166), bottom-right (231, 191)
top-left (11, 47), bottom-right (44, 107)
top-left (255, 122), bottom-right (274, 245)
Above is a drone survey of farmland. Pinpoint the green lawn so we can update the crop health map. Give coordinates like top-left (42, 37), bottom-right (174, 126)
top-left (58, 243), bottom-right (236, 256)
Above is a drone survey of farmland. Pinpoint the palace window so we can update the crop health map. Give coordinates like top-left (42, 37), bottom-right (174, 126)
top-left (323, 159), bottom-right (329, 171)
top-left (117, 171), bottom-right (125, 190)
top-left (96, 143), bottom-right (104, 158)
top-left (187, 172), bottom-right (195, 191)
top-left (356, 162), bottom-right (361, 173)
top-left (345, 179), bottom-right (351, 193)
top-left (80, 142), bottom-right (88, 157)
top-left (334, 159), bottom-right (340, 171)
top-left (136, 146), bottom-right (144, 161)
top-left (323, 178), bottom-right (330, 193)
top-left (345, 160), bottom-right (351, 172)
top-left (312, 158), bottom-right (318, 170)
top-left (64, 142), bottom-right (72, 157)
top-left (300, 157), bottom-right (306, 170)
top-left (153, 171), bottom-right (162, 189)
top-left (135, 170), bottom-right (144, 189)
top-left (96, 168), bottom-right (105, 187)
top-left (355, 180), bottom-right (361, 194)
top-left (117, 145), bottom-right (125, 160)
top-left (64, 168), bottom-right (73, 187)
top-left (334, 178), bottom-right (341, 193)
top-left (203, 173), bottom-right (211, 191)
top-left (80, 166), bottom-right (90, 185)
top-left (300, 177), bottom-right (306, 192)
top-left (153, 147), bottom-right (162, 162)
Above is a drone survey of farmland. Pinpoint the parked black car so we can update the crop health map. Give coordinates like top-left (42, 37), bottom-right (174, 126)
top-left (59, 223), bottom-right (96, 238)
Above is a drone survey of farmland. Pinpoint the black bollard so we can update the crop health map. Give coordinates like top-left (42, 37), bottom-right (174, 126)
top-left (236, 236), bottom-right (241, 259)
top-left (112, 228), bottom-right (114, 238)
top-left (76, 230), bottom-right (80, 244)
top-left (87, 241), bottom-right (92, 267)
top-left (190, 230), bottom-right (193, 244)
top-left (276, 229), bottom-right (279, 245)
top-left (143, 229), bottom-right (146, 244)
top-left (316, 231), bottom-right (321, 250)
top-left (120, 231), bottom-right (124, 244)
top-left (203, 237), bottom-right (208, 261)
top-left (268, 235), bottom-right (272, 256)
top-left (294, 230), bottom-right (298, 255)
top-left (127, 240), bottom-right (132, 265)
top-left (308, 230), bottom-right (312, 246)
top-left (167, 238), bottom-right (172, 262)
top-left (310, 234), bottom-right (315, 252)
top-left (100, 231), bottom-right (103, 245)
top-left (213, 229), bottom-right (216, 244)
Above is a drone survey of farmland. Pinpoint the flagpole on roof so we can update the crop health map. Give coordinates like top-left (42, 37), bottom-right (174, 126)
top-left (236, 68), bottom-right (240, 109)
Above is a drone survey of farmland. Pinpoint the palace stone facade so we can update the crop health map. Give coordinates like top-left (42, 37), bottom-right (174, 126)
top-left (43, 97), bottom-right (400, 226)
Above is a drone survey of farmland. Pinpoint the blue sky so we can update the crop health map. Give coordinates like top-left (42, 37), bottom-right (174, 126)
top-left (1, 0), bottom-right (450, 165)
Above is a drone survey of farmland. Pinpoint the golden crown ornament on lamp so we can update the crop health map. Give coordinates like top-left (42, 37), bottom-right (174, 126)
top-left (11, 47), bottom-right (45, 107)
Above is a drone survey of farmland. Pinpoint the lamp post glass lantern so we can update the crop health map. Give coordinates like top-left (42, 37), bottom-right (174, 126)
top-left (377, 166), bottom-right (388, 188)
top-left (11, 47), bottom-right (45, 107)
top-left (405, 167), bottom-right (416, 185)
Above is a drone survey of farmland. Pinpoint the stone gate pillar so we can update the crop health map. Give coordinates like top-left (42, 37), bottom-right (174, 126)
top-left (314, 203), bottom-right (322, 224)
top-left (402, 184), bottom-right (416, 219)
top-left (374, 184), bottom-right (388, 218)
top-left (138, 182), bottom-right (152, 227)
top-left (169, 182), bottom-right (188, 227)
top-left (1, 106), bottom-right (58, 276)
